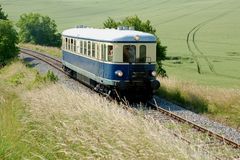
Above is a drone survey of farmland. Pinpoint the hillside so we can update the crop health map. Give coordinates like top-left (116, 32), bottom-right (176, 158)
top-left (2, 61), bottom-right (231, 159)
top-left (2, 0), bottom-right (240, 87)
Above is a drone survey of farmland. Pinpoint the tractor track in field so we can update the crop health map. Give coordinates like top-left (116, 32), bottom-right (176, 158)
top-left (193, 27), bottom-right (216, 74)
top-left (186, 4), bottom-right (238, 74)
top-left (187, 26), bottom-right (202, 73)
top-left (139, 0), bottom-right (170, 11)
top-left (154, 0), bottom-right (225, 25)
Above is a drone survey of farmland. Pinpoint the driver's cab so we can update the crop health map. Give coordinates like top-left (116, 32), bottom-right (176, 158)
top-left (121, 44), bottom-right (156, 63)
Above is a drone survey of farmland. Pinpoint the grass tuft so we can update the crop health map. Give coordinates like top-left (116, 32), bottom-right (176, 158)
top-left (8, 72), bottom-right (25, 86)
top-left (34, 70), bottom-right (59, 85)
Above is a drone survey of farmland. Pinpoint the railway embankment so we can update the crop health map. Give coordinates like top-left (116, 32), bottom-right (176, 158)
top-left (21, 43), bottom-right (240, 131)
top-left (0, 60), bottom-right (218, 159)
top-left (0, 54), bottom-right (238, 159)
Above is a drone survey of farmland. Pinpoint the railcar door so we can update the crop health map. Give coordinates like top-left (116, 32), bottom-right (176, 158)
top-left (98, 44), bottom-right (106, 83)
top-left (123, 45), bottom-right (136, 79)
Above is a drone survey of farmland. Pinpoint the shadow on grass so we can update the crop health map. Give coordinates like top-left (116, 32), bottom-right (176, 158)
top-left (21, 57), bottom-right (39, 68)
top-left (157, 86), bottom-right (209, 114)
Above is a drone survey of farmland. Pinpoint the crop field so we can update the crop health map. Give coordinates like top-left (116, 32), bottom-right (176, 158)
top-left (1, 0), bottom-right (240, 88)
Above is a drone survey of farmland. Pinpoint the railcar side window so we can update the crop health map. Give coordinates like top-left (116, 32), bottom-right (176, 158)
top-left (68, 39), bottom-right (70, 50)
top-left (84, 41), bottom-right (87, 55)
top-left (139, 45), bottom-right (146, 63)
top-left (65, 38), bottom-right (67, 50)
top-left (73, 39), bottom-right (76, 52)
top-left (123, 45), bottom-right (136, 63)
top-left (101, 44), bottom-right (106, 61)
top-left (80, 40), bottom-right (83, 54)
top-left (97, 43), bottom-right (100, 59)
top-left (70, 39), bottom-right (73, 51)
top-left (107, 45), bottom-right (113, 62)
top-left (88, 41), bottom-right (91, 56)
top-left (92, 42), bottom-right (96, 58)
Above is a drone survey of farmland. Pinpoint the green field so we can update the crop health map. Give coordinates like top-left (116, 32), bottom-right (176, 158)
top-left (2, 0), bottom-right (240, 88)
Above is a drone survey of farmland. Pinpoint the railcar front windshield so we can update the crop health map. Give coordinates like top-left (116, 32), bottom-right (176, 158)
top-left (123, 45), bottom-right (136, 63)
top-left (123, 45), bottom-right (151, 63)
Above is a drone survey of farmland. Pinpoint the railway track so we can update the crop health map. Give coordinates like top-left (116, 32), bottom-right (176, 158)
top-left (20, 48), bottom-right (63, 72)
top-left (20, 48), bottom-right (240, 152)
top-left (147, 100), bottom-right (240, 149)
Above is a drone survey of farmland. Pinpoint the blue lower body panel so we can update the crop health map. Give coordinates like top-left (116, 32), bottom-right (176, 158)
top-left (62, 50), bottom-right (157, 87)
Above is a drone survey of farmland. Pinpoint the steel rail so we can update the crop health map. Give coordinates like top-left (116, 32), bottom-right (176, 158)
top-left (20, 48), bottom-right (62, 63)
top-left (20, 49), bottom-right (64, 74)
top-left (148, 101), bottom-right (240, 149)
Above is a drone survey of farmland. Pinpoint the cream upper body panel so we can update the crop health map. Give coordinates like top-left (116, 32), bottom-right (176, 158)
top-left (62, 27), bottom-right (157, 63)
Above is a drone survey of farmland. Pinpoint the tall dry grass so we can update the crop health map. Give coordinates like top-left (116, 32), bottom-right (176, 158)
top-left (21, 84), bottom-right (216, 159)
top-left (1, 61), bottom-right (237, 159)
top-left (157, 77), bottom-right (240, 129)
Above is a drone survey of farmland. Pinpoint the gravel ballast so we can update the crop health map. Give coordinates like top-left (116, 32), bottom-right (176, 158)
top-left (152, 96), bottom-right (240, 145)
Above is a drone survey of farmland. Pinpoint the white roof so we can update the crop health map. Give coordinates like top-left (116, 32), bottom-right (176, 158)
top-left (62, 28), bottom-right (156, 43)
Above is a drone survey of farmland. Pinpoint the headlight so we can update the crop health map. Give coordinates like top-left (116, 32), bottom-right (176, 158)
top-left (151, 71), bottom-right (157, 77)
top-left (115, 70), bottom-right (123, 77)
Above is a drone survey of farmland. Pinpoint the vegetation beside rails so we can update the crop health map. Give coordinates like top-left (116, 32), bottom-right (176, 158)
top-left (19, 43), bottom-right (61, 58)
top-left (17, 13), bottom-right (61, 47)
top-left (157, 77), bottom-right (240, 130)
top-left (19, 84), bottom-right (218, 159)
top-left (1, 60), bottom-right (233, 159)
top-left (0, 60), bottom-right (58, 159)
top-left (17, 43), bottom-right (240, 131)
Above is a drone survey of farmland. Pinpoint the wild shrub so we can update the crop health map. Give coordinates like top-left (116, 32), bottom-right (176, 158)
top-left (103, 16), bottom-right (167, 76)
top-left (0, 5), bottom-right (8, 20)
top-left (34, 70), bottom-right (58, 84)
top-left (17, 13), bottom-right (61, 47)
top-left (8, 72), bottom-right (25, 86)
top-left (46, 70), bottom-right (58, 82)
top-left (0, 20), bottom-right (19, 66)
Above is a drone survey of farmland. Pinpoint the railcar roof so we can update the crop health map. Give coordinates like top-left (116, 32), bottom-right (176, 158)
top-left (62, 28), bottom-right (157, 43)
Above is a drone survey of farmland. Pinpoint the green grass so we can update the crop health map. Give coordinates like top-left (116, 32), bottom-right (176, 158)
top-left (0, 61), bottom-right (59, 159)
top-left (2, 0), bottom-right (240, 88)
top-left (0, 87), bottom-right (27, 159)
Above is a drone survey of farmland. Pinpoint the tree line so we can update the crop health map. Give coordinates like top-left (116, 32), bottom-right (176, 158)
top-left (0, 5), bottom-right (61, 66)
top-left (0, 5), bottom-right (167, 76)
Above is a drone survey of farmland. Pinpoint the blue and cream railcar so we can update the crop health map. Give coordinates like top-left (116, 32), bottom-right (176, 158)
top-left (62, 27), bottom-right (160, 98)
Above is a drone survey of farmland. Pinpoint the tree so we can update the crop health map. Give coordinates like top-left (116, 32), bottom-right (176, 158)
top-left (103, 16), bottom-right (167, 76)
top-left (103, 17), bottom-right (120, 29)
top-left (17, 13), bottom-right (61, 47)
top-left (0, 5), bottom-right (8, 20)
top-left (0, 20), bottom-right (19, 66)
